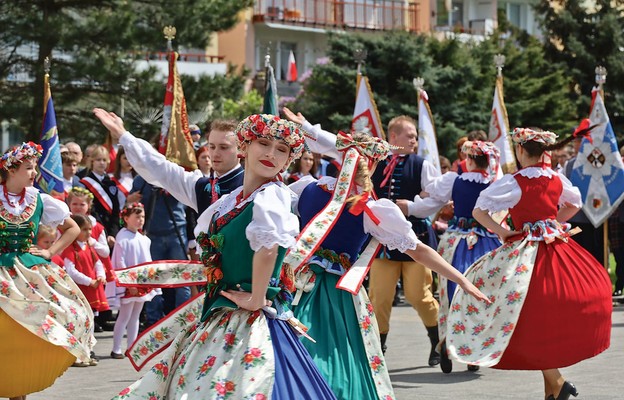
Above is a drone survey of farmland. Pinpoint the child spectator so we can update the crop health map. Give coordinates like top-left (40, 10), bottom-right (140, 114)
top-left (111, 147), bottom-right (140, 206)
top-left (37, 224), bottom-right (64, 267)
top-left (61, 151), bottom-right (81, 196)
top-left (61, 214), bottom-right (109, 366)
top-left (67, 187), bottom-right (117, 309)
top-left (110, 203), bottom-right (158, 359)
top-left (79, 145), bottom-right (123, 244)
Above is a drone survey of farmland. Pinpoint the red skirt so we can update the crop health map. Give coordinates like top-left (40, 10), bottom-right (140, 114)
top-left (79, 283), bottom-right (110, 312)
top-left (495, 239), bottom-right (612, 370)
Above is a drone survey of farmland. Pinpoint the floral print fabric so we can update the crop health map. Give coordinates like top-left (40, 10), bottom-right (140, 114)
top-left (446, 238), bottom-right (538, 367)
top-left (113, 309), bottom-right (276, 400)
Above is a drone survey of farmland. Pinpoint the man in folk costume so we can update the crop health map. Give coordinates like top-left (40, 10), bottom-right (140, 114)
top-left (113, 119), bottom-right (243, 229)
top-left (369, 115), bottom-right (443, 366)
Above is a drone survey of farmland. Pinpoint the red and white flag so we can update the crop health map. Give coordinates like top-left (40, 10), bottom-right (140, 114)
top-left (352, 74), bottom-right (385, 139)
top-left (489, 75), bottom-right (517, 173)
top-left (159, 51), bottom-right (197, 171)
top-left (287, 50), bottom-right (298, 82)
top-left (417, 89), bottom-right (441, 172)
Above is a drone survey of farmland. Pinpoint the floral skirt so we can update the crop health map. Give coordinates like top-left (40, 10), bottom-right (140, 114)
top-left (446, 237), bottom-right (612, 370)
top-left (113, 308), bottom-right (336, 400)
top-left (293, 264), bottom-right (394, 400)
top-left (437, 231), bottom-right (501, 341)
top-left (0, 258), bottom-right (95, 397)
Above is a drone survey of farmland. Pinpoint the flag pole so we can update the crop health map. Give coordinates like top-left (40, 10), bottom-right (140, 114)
top-left (595, 66), bottom-right (610, 271)
top-left (353, 47), bottom-right (367, 91)
top-left (264, 50), bottom-right (270, 99)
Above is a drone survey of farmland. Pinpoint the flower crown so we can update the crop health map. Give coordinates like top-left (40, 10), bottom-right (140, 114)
top-left (511, 128), bottom-right (557, 145)
top-left (336, 131), bottom-right (396, 162)
top-left (235, 114), bottom-right (307, 170)
top-left (462, 140), bottom-right (500, 180)
top-left (0, 142), bottom-right (43, 170)
top-left (119, 202), bottom-right (144, 227)
top-left (69, 187), bottom-right (94, 202)
top-left (462, 140), bottom-right (500, 159)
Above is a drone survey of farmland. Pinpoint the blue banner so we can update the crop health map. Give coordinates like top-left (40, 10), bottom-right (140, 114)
top-left (36, 75), bottom-right (64, 194)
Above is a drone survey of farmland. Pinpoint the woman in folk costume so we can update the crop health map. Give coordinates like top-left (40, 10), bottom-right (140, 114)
top-left (93, 109), bottom-right (337, 400)
top-left (446, 127), bottom-right (612, 400)
top-left (286, 130), bottom-right (490, 400)
top-left (414, 140), bottom-right (502, 373)
top-left (0, 142), bottom-right (94, 400)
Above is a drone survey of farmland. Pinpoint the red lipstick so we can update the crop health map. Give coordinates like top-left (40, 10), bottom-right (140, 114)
top-left (260, 160), bottom-right (275, 167)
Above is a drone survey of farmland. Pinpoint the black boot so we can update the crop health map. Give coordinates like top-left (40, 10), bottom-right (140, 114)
top-left (380, 333), bottom-right (388, 354)
top-left (440, 341), bottom-right (452, 373)
top-left (426, 326), bottom-right (441, 367)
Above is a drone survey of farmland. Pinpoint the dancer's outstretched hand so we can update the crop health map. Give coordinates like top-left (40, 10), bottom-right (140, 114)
top-left (459, 279), bottom-right (491, 304)
top-left (93, 108), bottom-right (126, 140)
top-left (221, 290), bottom-right (272, 311)
top-left (282, 107), bottom-right (305, 125)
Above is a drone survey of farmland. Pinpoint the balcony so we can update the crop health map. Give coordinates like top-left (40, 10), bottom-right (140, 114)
top-left (253, 0), bottom-right (421, 33)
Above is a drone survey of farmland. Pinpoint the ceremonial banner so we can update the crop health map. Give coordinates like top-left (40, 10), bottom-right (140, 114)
top-left (417, 89), bottom-right (441, 173)
top-left (489, 75), bottom-right (517, 173)
top-left (570, 88), bottom-right (624, 227)
top-left (263, 62), bottom-right (279, 115)
top-left (287, 50), bottom-right (298, 83)
top-left (36, 72), bottom-right (64, 195)
top-left (158, 52), bottom-right (197, 171)
top-left (352, 74), bottom-right (385, 139)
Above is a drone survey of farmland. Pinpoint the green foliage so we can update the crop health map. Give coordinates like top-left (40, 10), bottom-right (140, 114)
top-left (0, 0), bottom-right (252, 144)
top-left (222, 89), bottom-right (263, 121)
top-left (534, 0), bottom-right (624, 137)
top-left (292, 30), bottom-right (578, 159)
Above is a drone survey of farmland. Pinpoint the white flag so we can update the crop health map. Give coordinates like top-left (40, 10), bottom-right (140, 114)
top-left (352, 74), bottom-right (385, 139)
top-left (417, 90), bottom-right (441, 172)
top-left (570, 88), bottom-right (624, 227)
top-left (489, 76), bottom-right (517, 173)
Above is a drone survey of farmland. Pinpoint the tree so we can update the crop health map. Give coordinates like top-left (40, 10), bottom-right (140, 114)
top-left (289, 30), bottom-right (578, 159)
top-left (0, 0), bottom-right (253, 143)
top-left (534, 0), bottom-right (624, 137)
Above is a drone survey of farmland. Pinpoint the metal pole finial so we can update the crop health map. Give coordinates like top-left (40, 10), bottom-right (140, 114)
top-left (163, 26), bottom-right (176, 51)
top-left (43, 57), bottom-right (51, 75)
top-left (494, 54), bottom-right (505, 77)
top-left (353, 48), bottom-right (367, 75)
top-left (595, 66), bottom-right (607, 88)
top-left (413, 77), bottom-right (424, 92)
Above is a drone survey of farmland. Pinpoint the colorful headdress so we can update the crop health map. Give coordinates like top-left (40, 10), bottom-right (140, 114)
top-left (462, 140), bottom-right (501, 181)
top-left (119, 202), bottom-right (144, 227)
top-left (335, 131), bottom-right (396, 163)
top-left (235, 114), bottom-right (307, 170)
top-left (511, 128), bottom-right (557, 145)
top-left (68, 187), bottom-right (94, 201)
top-left (0, 142), bottom-right (43, 170)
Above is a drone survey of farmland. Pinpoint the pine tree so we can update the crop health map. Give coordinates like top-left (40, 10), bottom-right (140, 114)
top-left (0, 0), bottom-right (253, 142)
top-left (534, 0), bottom-right (624, 136)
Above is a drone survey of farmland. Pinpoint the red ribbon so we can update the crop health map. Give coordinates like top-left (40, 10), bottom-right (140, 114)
top-left (348, 192), bottom-right (381, 225)
top-left (573, 118), bottom-right (594, 144)
top-left (380, 154), bottom-right (403, 188)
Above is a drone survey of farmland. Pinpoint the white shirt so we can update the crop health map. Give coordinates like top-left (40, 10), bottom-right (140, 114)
top-left (474, 167), bottom-right (582, 212)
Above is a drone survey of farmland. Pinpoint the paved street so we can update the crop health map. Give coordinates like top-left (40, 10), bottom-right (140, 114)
top-left (31, 303), bottom-right (624, 400)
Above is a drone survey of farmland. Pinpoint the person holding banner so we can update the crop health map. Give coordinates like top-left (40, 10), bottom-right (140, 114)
top-left (94, 109), bottom-right (337, 400)
top-left (0, 142), bottom-right (94, 400)
top-left (282, 123), bottom-right (490, 399)
top-left (446, 127), bottom-right (612, 400)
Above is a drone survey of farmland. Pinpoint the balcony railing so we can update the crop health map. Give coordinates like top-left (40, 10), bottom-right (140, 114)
top-left (253, 0), bottom-right (421, 32)
top-left (136, 52), bottom-right (225, 63)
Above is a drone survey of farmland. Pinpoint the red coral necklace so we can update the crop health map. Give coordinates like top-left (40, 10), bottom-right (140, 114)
top-left (3, 185), bottom-right (26, 207)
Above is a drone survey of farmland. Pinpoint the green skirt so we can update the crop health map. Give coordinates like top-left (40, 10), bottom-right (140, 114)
top-left (293, 264), bottom-right (395, 400)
